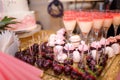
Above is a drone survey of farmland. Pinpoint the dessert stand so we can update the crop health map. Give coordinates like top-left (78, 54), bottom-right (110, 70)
top-left (16, 24), bottom-right (41, 38)
top-left (19, 30), bottom-right (120, 80)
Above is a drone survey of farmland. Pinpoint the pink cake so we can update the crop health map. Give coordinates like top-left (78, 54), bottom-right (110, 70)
top-left (0, 0), bottom-right (37, 31)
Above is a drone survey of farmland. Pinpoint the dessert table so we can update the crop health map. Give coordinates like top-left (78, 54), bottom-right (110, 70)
top-left (19, 30), bottom-right (120, 80)
top-left (59, 0), bottom-right (104, 2)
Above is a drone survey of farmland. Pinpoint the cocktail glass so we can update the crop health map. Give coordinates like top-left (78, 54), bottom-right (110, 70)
top-left (77, 10), bottom-right (93, 67)
top-left (92, 11), bottom-right (104, 41)
top-left (112, 10), bottom-right (120, 36)
top-left (63, 10), bottom-right (76, 41)
top-left (102, 10), bottom-right (113, 58)
top-left (92, 10), bottom-right (104, 65)
top-left (103, 10), bottom-right (113, 38)
top-left (77, 11), bottom-right (93, 43)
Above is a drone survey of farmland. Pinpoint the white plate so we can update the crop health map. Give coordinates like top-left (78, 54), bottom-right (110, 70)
top-left (16, 24), bottom-right (41, 38)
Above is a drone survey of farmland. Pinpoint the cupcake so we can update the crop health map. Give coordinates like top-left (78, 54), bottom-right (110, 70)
top-left (54, 45), bottom-right (64, 54)
top-left (115, 35), bottom-right (120, 43)
top-left (107, 37), bottom-right (117, 45)
top-left (105, 47), bottom-right (114, 58)
top-left (47, 41), bottom-right (55, 47)
top-left (56, 34), bottom-right (65, 41)
top-left (111, 43), bottom-right (120, 55)
top-left (48, 34), bottom-right (56, 41)
top-left (54, 45), bottom-right (68, 63)
top-left (48, 34), bottom-right (56, 47)
top-left (63, 43), bottom-right (75, 53)
top-left (78, 41), bottom-right (89, 54)
top-left (90, 41), bottom-right (102, 51)
top-left (55, 39), bottom-right (65, 46)
top-left (99, 38), bottom-right (110, 48)
top-left (55, 34), bottom-right (65, 46)
top-left (90, 41), bottom-right (103, 58)
top-left (56, 28), bottom-right (66, 36)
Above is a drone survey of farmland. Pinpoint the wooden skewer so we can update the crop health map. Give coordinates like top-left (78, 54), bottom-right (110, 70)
top-left (96, 45), bottom-right (99, 65)
top-left (29, 44), bottom-right (32, 55)
top-left (38, 36), bottom-right (42, 55)
top-left (31, 34), bottom-right (36, 44)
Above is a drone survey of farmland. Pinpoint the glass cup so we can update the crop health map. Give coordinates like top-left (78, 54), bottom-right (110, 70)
top-left (103, 10), bottom-right (113, 38)
top-left (112, 10), bottom-right (120, 36)
top-left (77, 10), bottom-right (93, 43)
top-left (63, 10), bottom-right (76, 41)
top-left (92, 10), bottom-right (104, 41)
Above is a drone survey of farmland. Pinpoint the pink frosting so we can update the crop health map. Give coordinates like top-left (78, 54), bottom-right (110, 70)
top-left (107, 37), bottom-right (117, 43)
top-left (81, 41), bottom-right (85, 45)
top-left (111, 43), bottom-right (120, 54)
top-left (8, 15), bottom-right (36, 31)
top-left (115, 35), bottom-right (120, 40)
top-left (55, 39), bottom-right (65, 45)
top-left (47, 41), bottom-right (55, 47)
top-left (54, 45), bottom-right (63, 53)
top-left (78, 44), bottom-right (89, 51)
top-left (100, 38), bottom-right (106, 45)
top-left (64, 43), bottom-right (75, 51)
top-left (57, 28), bottom-right (66, 35)
top-left (56, 34), bottom-right (65, 41)
top-left (106, 39), bottom-right (110, 45)
top-left (49, 34), bottom-right (56, 41)
top-left (91, 41), bottom-right (101, 48)
top-left (49, 34), bottom-right (65, 45)
top-left (105, 47), bottom-right (114, 58)
top-left (99, 38), bottom-right (110, 46)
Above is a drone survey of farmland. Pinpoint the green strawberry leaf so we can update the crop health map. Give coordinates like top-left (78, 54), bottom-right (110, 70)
top-left (1, 16), bottom-right (16, 22)
top-left (0, 16), bottom-right (19, 30)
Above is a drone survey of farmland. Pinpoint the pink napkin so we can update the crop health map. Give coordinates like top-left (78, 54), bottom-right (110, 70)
top-left (0, 72), bottom-right (5, 80)
top-left (116, 71), bottom-right (120, 80)
top-left (0, 52), bottom-right (43, 80)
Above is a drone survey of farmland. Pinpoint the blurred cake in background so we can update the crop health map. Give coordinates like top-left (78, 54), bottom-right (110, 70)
top-left (0, 0), bottom-right (37, 31)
